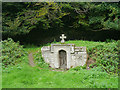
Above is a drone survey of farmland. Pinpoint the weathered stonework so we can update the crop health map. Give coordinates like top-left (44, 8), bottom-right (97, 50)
top-left (41, 44), bottom-right (87, 69)
top-left (41, 34), bottom-right (87, 69)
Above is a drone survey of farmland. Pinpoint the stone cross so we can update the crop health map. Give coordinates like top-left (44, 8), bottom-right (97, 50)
top-left (60, 34), bottom-right (66, 43)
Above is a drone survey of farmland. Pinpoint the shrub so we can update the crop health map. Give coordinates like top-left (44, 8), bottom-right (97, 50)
top-left (1, 38), bottom-right (26, 67)
top-left (33, 50), bottom-right (49, 69)
top-left (89, 41), bottom-right (119, 73)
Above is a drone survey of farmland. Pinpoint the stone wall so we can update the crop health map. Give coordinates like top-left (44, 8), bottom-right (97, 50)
top-left (41, 44), bottom-right (87, 69)
top-left (41, 46), bottom-right (55, 68)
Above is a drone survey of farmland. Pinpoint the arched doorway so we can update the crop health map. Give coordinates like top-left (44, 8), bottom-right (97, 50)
top-left (59, 50), bottom-right (67, 69)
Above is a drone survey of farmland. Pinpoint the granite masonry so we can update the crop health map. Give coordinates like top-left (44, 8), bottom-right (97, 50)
top-left (41, 34), bottom-right (87, 69)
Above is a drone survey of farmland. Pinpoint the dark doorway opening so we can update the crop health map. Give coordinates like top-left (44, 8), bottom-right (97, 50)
top-left (59, 50), bottom-right (67, 69)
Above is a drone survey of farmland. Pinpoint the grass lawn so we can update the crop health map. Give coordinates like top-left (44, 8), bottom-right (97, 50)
top-left (2, 40), bottom-right (118, 88)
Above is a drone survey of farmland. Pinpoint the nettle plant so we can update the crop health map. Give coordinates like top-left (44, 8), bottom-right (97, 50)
top-left (89, 41), bottom-right (119, 74)
top-left (1, 38), bottom-right (26, 67)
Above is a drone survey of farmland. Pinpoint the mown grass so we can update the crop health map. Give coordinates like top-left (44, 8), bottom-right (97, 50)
top-left (2, 40), bottom-right (119, 88)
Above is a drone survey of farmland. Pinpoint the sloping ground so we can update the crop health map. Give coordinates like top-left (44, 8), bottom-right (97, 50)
top-left (2, 51), bottom-right (118, 88)
top-left (2, 40), bottom-right (118, 88)
top-left (86, 55), bottom-right (96, 70)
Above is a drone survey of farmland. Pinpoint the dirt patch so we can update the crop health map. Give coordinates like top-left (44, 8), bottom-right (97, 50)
top-left (86, 55), bottom-right (96, 70)
top-left (28, 52), bottom-right (35, 67)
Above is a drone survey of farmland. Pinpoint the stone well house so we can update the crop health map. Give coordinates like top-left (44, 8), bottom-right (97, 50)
top-left (41, 34), bottom-right (87, 69)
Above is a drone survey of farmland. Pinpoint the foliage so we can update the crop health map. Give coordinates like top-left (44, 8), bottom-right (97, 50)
top-left (2, 2), bottom-right (120, 36)
top-left (2, 3), bottom-right (28, 35)
top-left (2, 2), bottom-right (67, 35)
top-left (18, 2), bottom-right (67, 30)
top-left (1, 38), bottom-right (27, 67)
top-left (33, 50), bottom-right (49, 69)
top-left (60, 2), bottom-right (120, 30)
top-left (88, 41), bottom-right (118, 73)
top-left (88, 2), bottom-right (120, 30)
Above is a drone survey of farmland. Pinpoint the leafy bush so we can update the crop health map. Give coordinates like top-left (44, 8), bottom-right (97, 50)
top-left (1, 38), bottom-right (26, 67)
top-left (33, 50), bottom-right (49, 69)
top-left (89, 41), bottom-right (119, 73)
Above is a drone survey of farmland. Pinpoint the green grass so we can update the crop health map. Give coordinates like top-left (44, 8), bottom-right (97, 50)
top-left (55, 40), bottom-right (107, 46)
top-left (24, 40), bottom-right (111, 52)
top-left (2, 59), bottom-right (118, 88)
top-left (2, 40), bottom-right (118, 88)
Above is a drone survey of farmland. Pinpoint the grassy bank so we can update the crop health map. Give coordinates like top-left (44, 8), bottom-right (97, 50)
top-left (2, 40), bottom-right (119, 88)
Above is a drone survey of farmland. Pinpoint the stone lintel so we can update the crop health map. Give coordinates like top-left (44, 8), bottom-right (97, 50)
top-left (51, 44), bottom-right (75, 53)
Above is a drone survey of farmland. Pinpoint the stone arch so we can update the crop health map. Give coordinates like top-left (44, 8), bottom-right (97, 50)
top-left (58, 50), bottom-right (67, 69)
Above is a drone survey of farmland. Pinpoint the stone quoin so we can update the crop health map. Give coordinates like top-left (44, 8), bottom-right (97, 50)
top-left (41, 34), bottom-right (87, 69)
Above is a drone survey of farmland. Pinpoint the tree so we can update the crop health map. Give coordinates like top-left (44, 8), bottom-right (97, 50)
top-left (60, 2), bottom-right (120, 31)
top-left (2, 2), bottom-right (68, 35)
top-left (88, 2), bottom-right (120, 31)
top-left (2, 2), bottom-right (120, 36)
